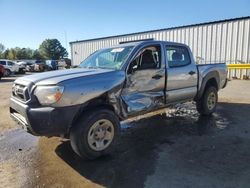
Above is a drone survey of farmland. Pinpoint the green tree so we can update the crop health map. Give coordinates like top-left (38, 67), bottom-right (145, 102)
top-left (15, 47), bottom-right (33, 59)
top-left (39, 39), bottom-right (68, 60)
top-left (0, 43), bottom-right (5, 58)
top-left (3, 48), bottom-right (17, 60)
top-left (2, 49), bottom-right (9, 59)
top-left (32, 50), bottom-right (44, 60)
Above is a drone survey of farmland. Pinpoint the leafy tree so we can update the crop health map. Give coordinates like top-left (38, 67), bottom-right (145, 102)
top-left (0, 43), bottom-right (4, 53)
top-left (39, 39), bottom-right (68, 60)
top-left (15, 47), bottom-right (33, 59)
top-left (2, 49), bottom-right (9, 59)
top-left (0, 43), bottom-right (5, 58)
top-left (9, 48), bottom-right (17, 59)
top-left (32, 50), bottom-right (44, 60)
top-left (3, 48), bottom-right (17, 60)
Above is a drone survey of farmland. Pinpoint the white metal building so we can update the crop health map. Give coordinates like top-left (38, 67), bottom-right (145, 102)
top-left (70, 16), bottom-right (250, 77)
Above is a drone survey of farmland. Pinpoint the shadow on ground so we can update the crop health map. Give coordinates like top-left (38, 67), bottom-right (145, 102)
top-left (55, 103), bottom-right (225, 188)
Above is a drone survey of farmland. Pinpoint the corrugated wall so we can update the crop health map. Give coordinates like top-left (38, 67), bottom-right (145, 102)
top-left (71, 17), bottom-right (250, 78)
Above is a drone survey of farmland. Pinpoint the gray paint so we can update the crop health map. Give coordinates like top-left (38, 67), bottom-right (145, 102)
top-left (70, 17), bottom-right (250, 78)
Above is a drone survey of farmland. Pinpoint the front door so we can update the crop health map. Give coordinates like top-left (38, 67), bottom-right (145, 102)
top-left (121, 44), bottom-right (166, 117)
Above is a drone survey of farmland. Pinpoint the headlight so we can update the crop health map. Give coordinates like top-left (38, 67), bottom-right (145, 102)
top-left (34, 85), bottom-right (64, 105)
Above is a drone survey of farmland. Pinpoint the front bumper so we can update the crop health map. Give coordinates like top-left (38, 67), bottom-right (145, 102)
top-left (10, 97), bottom-right (80, 136)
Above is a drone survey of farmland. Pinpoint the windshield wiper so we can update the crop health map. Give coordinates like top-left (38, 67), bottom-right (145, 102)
top-left (80, 66), bottom-right (99, 69)
top-left (80, 66), bottom-right (114, 70)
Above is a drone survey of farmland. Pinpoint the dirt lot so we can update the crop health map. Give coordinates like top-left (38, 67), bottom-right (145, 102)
top-left (0, 76), bottom-right (250, 188)
top-left (0, 77), bottom-right (16, 133)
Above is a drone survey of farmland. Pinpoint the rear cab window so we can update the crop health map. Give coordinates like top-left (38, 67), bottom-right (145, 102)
top-left (166, 45), bottom-right (191, 68)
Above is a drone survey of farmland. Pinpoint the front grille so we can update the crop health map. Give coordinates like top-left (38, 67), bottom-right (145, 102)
top-left (12, 84), bottom-right (30, 102)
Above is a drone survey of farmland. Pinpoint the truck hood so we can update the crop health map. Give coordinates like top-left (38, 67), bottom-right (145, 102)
top-left (15, 68), bottom-right (115, 86)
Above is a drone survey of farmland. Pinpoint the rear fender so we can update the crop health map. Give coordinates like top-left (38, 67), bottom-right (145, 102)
top-left (196, 71), bottom-right (219, 100)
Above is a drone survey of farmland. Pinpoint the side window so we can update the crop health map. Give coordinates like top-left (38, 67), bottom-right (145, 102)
top-left (166, 46), bottom-right (191, 68)
top-left (128, 45), bottom-right (161, 73)
top-left (0, 61), bottom-right (6, 65)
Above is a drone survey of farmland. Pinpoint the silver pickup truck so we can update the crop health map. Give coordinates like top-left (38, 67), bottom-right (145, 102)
top-left (10, 40), bottom-right (227, 159)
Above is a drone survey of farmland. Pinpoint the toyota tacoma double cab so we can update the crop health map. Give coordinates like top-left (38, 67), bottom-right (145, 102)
top-left (10, 40), bottom-right (227, 159)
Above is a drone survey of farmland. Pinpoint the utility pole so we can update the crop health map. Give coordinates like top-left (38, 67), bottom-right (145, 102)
top-left (64, 30), bottom-right (68, 53)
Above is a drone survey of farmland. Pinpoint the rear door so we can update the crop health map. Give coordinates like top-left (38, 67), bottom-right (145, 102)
top-left (121, 44), bottom-right (166, 117)
top-left (165, 45), bottom-right (198, 103)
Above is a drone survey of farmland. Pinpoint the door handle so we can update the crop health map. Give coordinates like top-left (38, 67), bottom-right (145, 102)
top-left (152, 74), bottom-right (163, 79)
top-left (188, 71), bottom-right (196, 75)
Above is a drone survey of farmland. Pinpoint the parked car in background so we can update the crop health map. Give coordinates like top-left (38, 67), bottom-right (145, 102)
top-left (57, 58), bottom-right (71, 69)
top-left (0, 59), bottom-right (19, 76)
top-left (0, 64), bottom-right (5, 80)
top-left (46, 60), bottom-right (58, 70)
top-left (57, 59), bottom-right (67, 70)
top-left (33, 60), bottom-right (45, 72)
top-left (10, 40), bottom-right (227, 159)
top-left (25, 62), bottom-right (35, 72)
top-left (26, 60), bottom-right (48, 72)
top-left (15, 61), bottom-right (26, 74)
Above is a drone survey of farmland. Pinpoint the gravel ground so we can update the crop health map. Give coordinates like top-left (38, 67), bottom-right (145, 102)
top-left (0, 76), bottom-right (250, 188)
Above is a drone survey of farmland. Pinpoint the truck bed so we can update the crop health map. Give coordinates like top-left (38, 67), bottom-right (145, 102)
top-left (197, 63), bottom-right (227, 90)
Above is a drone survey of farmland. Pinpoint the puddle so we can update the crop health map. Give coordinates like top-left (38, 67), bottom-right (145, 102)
top-left (121, 102), bottom-right (229, 135)
top-left (165, 102), bottom-right (199, 118)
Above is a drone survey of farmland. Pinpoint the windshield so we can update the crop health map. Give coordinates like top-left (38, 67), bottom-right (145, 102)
top-left (79, 46), bottom-right (134, 70)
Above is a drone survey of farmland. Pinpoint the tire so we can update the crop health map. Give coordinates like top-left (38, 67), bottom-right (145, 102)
top-left (4, 69), bottom-right (11, 77)
top-left (196, 86), bottom-right (218, 115)
top-left (70, 108), bottom-right (120, 160)
top-left (19, 69), bottom-right (25, 74)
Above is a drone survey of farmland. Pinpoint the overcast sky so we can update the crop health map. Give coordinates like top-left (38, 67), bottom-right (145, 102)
top-left (0, 0), bottom-right (249, 52)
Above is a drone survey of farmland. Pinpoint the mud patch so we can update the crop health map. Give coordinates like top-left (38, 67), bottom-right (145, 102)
top-left (0, 129), bottom-right (38, 187)
top-left (0, 160), bottom-right (20, 188)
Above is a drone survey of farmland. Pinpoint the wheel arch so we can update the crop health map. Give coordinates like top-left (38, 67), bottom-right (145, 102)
top-left (196, 71), bottom-right (219, 100)
top-left (68, 93), bottom-right (120, 135)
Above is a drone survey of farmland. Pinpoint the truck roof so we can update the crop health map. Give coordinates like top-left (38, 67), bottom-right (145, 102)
top-left (110, 40), bottom-right (188, 48)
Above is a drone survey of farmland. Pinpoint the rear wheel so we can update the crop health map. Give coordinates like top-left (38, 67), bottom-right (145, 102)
top-left (70, 108), bottom-right (120, 160)
top-left (196, 86), bottom-right (218, 115)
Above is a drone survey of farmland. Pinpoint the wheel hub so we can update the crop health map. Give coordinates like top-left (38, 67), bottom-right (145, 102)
top-left (94, 127), bottom-right (105, 140)
top-left (207, 92), bottom-right (216, 110)
top-left (87, 119), bottom-right (114, 151)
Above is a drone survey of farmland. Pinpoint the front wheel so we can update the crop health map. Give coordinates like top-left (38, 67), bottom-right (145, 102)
top-left (70, 108), bottom-right (120, 160)
top-left (196, 86), bottom-right (218, 115)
